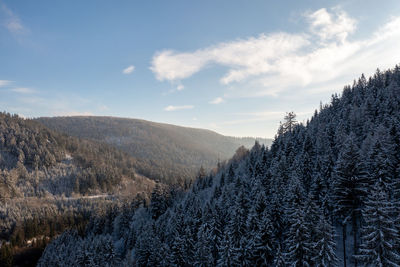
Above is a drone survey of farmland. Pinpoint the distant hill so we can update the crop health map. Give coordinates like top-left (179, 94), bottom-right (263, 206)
top-left (37, 116), bottom-right (272, 184)
top-left (0, 112), bottom-right (155, 264)
top-left (0, 113), bottom-right (154, 199)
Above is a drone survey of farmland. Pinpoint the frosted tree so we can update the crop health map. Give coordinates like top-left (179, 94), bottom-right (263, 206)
top-left (284, 175), bottom-right (312, 267)
top-left (284, 204), bottom-right (312, 267)
top-left (217, 232), bottom-right (237, 266)
top-left (355, 181), bottom-right (400, 267)
top-left (332, 133), bottom-right (368, 266)
top-left (149, 183), bottom-right (168, 219)
top-left (367, 126), bottom-right (397, 195)
top-left (279, 111), bottom-right (297, 134)
top-left (311, 213), bottom-right (338, 267)
top-left (246, 209), bottom-right (275, 266)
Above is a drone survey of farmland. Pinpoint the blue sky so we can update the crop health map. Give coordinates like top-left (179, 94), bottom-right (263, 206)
top-left (1, 0), bottom-right (400, 138)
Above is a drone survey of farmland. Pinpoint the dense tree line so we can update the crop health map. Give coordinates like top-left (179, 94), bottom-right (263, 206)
top-left (39, 66), bottom-right (400, 266)
top-left (37, 116), bottom-right (272, 185)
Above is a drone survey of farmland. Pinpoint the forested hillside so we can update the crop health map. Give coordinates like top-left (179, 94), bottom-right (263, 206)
top-left (37, 116), bottom-right (272, 185)
top-left (0, 113), bottom-right (153, 197)
top-left (39, 65), bottom-right (400, 266)
top-left (0, 113), bottom-right (154, 266)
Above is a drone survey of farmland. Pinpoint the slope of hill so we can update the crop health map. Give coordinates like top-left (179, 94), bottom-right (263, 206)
top-left (0, 113), bottom-right (154, 198)
top-left (39, 66), bottom-right (400, 266)
top-left (36, 116), bottom-right (272, 185)
top-left (0, 113), bottom-right (154, 265)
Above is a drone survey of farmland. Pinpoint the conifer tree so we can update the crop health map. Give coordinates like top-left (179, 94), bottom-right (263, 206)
top-left (332, 133), bottom-right (368, 266)
top-left (311, 213), bottom-right (338, 267)
top-left (355, 181), bottom-right (400, 267)
top-left (284, 175), bottom-right (312, 267)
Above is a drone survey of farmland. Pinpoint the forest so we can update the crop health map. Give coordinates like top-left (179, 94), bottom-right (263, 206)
top-left (37, 65), bottom-right (400, 266)
top-left (0, 106), bottom-right (266, 266)
top-left (37, 116), bottom-right (271, 185)
top-left (0, 114), bottom-right (154, 266)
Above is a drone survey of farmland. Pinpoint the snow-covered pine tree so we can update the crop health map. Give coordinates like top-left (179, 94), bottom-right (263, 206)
top-left (367, 125), bottom-right (397, 195)
top-left (246, 208), bottom-right (275, 266)
top-left (332, 133), bottom-right (369, 266)
top-left (284, 174), bottom-right (312, 267)
top-left (355, 181), bottom-right (400, 266)
top-left (311, 213), bottom-right (338, 267)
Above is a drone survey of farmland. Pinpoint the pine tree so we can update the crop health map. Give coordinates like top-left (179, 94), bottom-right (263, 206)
top-left (217, 232), bottom-right (236, 266)
top-left (332, 133), bottom-right (368, 266)
top-left (246, 209), bottom-right (274, 266)
top-left (311, 213), bottom-right (338, 267)
top-left (367, 126), bottom-right (397, 195)
top-left (280, 111), bottom-right (297, 133)
top-left (284, 175), bottom-right (312, 267)
top-left (150, 183), bottom-right (168, 220)
top-left (355, 181), bottom-right (400, 266)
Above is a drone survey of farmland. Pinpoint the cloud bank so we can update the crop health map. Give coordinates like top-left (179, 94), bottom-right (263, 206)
top-left (150, 8), bottom-right (400, 97)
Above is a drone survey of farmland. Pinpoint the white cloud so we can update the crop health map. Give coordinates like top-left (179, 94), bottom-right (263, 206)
top-left (0, 80), bottom-right (12, 87)
top-left (151, 33), bottom-right (308, 84)
top-left (164, 105), bottom-right (194, 111)
top-left (306, 7), bottom-right (356, 43)
top-left (209, 97), bottom-right (225, 104)
top-left (177, 84), bottom-right (184, 91)
top-left (151, 50), bottom-right (208, 81)
top-left (150, 8), bottom-right (400, 98)
top-left (11, 87), bottom-right (35, 94)
top-left (1, 3), bottom-right (26, 34)
top-left (122, 65), bottom-right (135, 74)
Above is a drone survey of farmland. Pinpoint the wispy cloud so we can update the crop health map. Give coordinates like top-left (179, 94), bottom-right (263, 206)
top-left (11, 87), bottom-right (36, 94)
top-left (176, 84), bottom-right (184, 91)
top-left (122, 65), bottom-right (135, 74)
top-left (1, 2), bottom-right (27, 35)
top-left (150, 8), bottom-right (400, 97)
top-left (209, 97), bottom-right (225, 104)
top-left (164, 105), bottom-right (194, 111)
top-left (151, 33), bottom-right (307, 84)
top-left (0, 80), bottom-right (12, 87)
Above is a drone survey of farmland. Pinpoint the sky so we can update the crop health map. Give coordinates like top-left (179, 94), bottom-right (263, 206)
top-left (1, 0), bottom-right (400, 138)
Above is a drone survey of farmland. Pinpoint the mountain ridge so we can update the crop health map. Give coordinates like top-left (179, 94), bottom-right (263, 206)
top-left (36, 116), bottom-right (272, 185)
